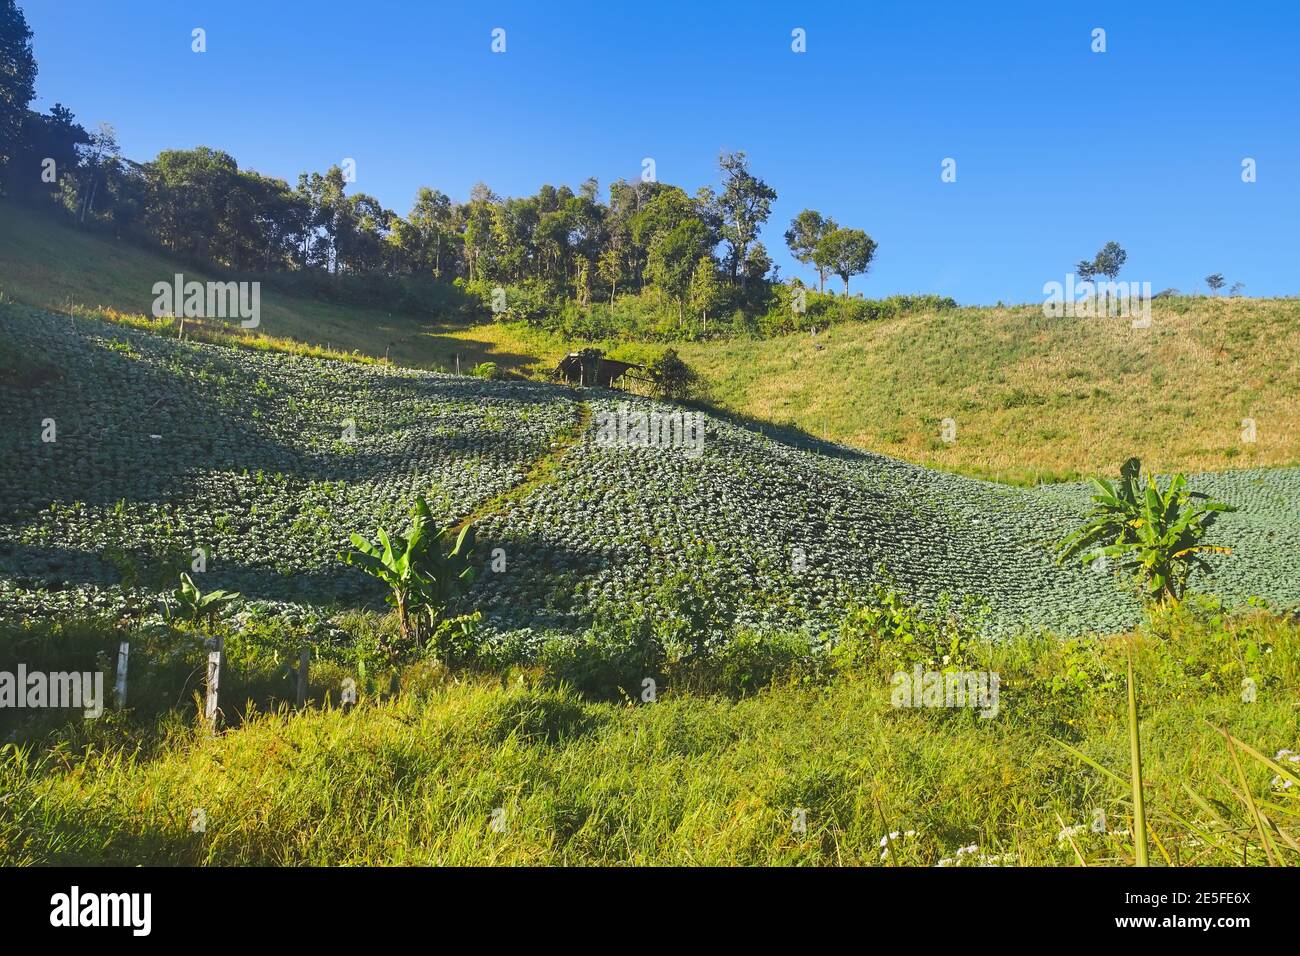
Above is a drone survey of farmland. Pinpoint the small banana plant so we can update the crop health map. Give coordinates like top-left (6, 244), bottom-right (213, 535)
top-left (1058, 457), bottom-right (1236, 604)
top-left (339, 498), bottom-right (476, 650)
top-left (162, 572), bottom-right (241, 625)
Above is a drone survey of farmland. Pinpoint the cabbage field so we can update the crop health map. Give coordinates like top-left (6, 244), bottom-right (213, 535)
top-left (2, 308), bottom-right (1298, 636)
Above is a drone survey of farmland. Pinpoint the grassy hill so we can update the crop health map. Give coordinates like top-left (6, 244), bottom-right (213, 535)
top-left (4, 202), bottom-right (1296, 485)
top-left (674, 298), bottom-right (1300, 484)
top-left (394, 297), bottom-right (1300, 485)
top-left (0, 202), bottom-right (529, 374)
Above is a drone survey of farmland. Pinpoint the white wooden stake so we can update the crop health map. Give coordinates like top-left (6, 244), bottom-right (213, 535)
top-left (205, 636), bottom-right (223, 733)
top-left (297, 647), bottom-right (309, 707)
top-left (114, 641), bottom-right (129, 707)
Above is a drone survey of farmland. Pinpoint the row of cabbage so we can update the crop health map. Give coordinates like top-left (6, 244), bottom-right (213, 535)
top-left (0, 311), bottom-right (581, 621)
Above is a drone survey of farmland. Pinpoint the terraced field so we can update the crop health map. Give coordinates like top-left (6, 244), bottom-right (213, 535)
top-left (2, 307), bottom-right (1297, 635)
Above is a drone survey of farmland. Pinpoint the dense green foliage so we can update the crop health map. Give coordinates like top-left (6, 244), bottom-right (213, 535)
top-left (0, 0), bottom-right (36, 169)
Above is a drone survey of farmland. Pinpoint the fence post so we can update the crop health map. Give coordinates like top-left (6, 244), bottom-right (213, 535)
top-left (114, 641), bottom-right (129, 707)
top-left (297, 647), bottom-right (309, 707)
top-left (205, 635), bottom-right (223, 733)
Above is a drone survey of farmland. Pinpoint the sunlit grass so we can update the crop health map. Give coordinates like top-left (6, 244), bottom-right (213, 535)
top-left (2, 603), bottom-right (1295, 866)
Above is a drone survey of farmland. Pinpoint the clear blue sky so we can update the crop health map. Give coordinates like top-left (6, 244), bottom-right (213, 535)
top-left (19, 0), bottom-right (1300, 303)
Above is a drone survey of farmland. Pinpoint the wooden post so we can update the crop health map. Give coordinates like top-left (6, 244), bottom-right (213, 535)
top-left (455, 353), bottom-right (461, 375)
top-left (297, 647), bottom-right (309, 707)
top-left (114, 641), bottom-right (129, 707)
top-left (205, 635), bottom-right (223, 733)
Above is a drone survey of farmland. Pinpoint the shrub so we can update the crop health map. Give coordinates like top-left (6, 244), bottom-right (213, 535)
top-left (830, 583), bottom-right (987, 680)
top-left (646, 348), bottom-right (698, 400)
top-left (680, 628), bottom-right (826, 697)
top-left (538, 626), bottom-right (660, 703)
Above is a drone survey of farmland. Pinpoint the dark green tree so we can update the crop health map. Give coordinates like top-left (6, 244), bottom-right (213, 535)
top-left (646, 218), bottom-right (711, 324)
top-left (0, 0), bottom-right (36, 172)
top-left (815, 227), bottom-right (877, 296)
top-left (717, 151), bottom-right (776, 285)
top-left (1076, 241), bottom-right (1126, 281)
top-left (1092, 241), bottom-right (1127, 280)
top-left (2, 102), bottom-right (87, 201)
top-left (784, 209), bottom-right (837, 292)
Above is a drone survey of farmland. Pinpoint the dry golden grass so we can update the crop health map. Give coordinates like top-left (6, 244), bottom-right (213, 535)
top-left (675, 298), bottom-right (1300, 483)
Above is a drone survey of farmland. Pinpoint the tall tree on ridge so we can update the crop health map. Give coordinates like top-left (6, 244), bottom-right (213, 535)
top-left (717, 150), bottom-right (776, 286)
top-left (816, 227), bottom-right (877, 296)
top-left (0, 0), bottom-right (36, 173)
top-left (784, 209), bottom-right (837, 292)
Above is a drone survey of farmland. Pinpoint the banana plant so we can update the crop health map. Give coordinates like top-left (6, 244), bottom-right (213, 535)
top-left (339, 498), bottom-right (476, 650)
top-left (162, 572), bottom-right (241, 625)
top-left (1058, 457), bottom-right (1236, 604)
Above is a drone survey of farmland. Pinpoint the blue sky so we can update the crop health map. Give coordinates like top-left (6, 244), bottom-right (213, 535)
top-left (19, 0), bottom-right (1300, 303)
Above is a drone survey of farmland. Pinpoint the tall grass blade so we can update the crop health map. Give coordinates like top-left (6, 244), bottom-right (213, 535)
top-left (1218, 728), bottom-right (1280, 866)
top-left (1126, 643), bottom-right (1149, 867)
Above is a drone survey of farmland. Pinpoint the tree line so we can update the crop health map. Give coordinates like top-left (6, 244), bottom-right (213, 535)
top-left (1, 0), bottom-right (899, 335)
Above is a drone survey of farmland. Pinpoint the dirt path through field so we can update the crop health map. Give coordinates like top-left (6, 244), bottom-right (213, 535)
top-left (451, 399), bottom-right (593, 535)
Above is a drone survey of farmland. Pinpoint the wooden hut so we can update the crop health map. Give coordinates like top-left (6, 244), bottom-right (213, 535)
top-left (553, 350), bottom-right (643, 389)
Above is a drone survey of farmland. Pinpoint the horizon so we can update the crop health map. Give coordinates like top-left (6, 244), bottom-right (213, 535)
top-left (17, 0), bottom-right (1300, 305)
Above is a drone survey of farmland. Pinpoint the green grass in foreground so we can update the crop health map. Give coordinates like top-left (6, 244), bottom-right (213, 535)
top-left (1, 599), bottom-right (1296, 865)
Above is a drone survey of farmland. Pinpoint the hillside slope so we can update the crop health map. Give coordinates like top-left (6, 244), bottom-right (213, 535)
top-left (3, 307), bottom-right (1296, 635)
top-left (674, 298), bottom-right (1300, 484)
top-left (5, 202), bottom-right (1296, 484)
top-left (0, 202), bottom-right (521, 373)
